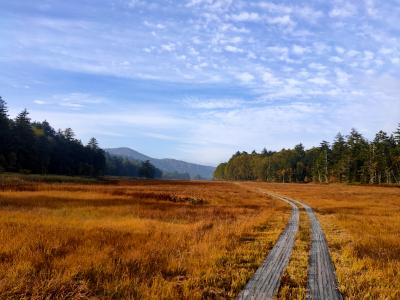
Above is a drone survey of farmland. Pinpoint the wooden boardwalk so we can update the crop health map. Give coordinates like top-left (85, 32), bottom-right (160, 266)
top-left (267, 192), bottom-right (342, 300)
top-left (237, 188), bottom-right (342, 300)
top-left (236, 193), bottom-right (299, 300)
top-left (298, 201), bottom-right (343, 300)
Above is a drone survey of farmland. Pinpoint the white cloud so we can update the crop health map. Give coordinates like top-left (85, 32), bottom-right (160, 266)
top-left (335, 46), bottom-right (345, 54)
top-left (262, 71), bottom-right (282, 86)
top-left (247, 51), bottom-right (257, 59)
top-left (228, 36), bottom-right (242, 44)
top-left (4, 0), bottom-right (400, 165)
top-left (258, 3), bottom-right (322, 23)
top-left (267, 46), bottom-right (290, 61)
top-left (392, 57), bottom-right (400, 64)
top-left (258, 2), bottom-right (292, 14)
top-left (292, 45), bottom-right (308, 55)
top-left (329, 56), bottom-right (343, 63)
top-left (34, 100), bottom-right (46, 105)
top-left (329, 3), bottom-right (357, 18)
top-left (225, 45), bottom-right (244, 53)
top-left (313, 42), bottom-right (330, 55)
top-left (128, 0), bottom-right (146, 8)
top-left (183, 98), bottom-right (244, 109)
top-left (347, 50), bottom-right (360, 57)
top-left (60, 102), bottom-right (84, 108)
top-left (144, 21), bottom-right (166, 29)
top-left (308, 77), bottom-right (330, 85)
top-left (379, 47), bottom-right (393, 55)
top-left (364, 51), bottom-right (375, 61)
top-left (185, 0), bottom-right (203, 7)
top-left (235, 72), bottom-right (255, 83)
top-left (141, 132), bottom-right (178, 141)
top-left (295, 6), bottom-right (324, 22)
top-left (32, 93), bottom-right (105, 110)
top-left (309, 63), bottom-right (326, 70)
top-left (161, 43), bottom-right (176, 52)
top-left (335, 68), bottom-right (350, 84)
top-left (229, 12), bottom-right (261, 22)
top-left (365, 0), bottom-right (377, 16)
top-left (266, 15), bottom-right (295, 27)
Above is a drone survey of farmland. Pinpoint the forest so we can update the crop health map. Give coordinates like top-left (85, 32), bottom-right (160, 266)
top-left (0, 97), bottom-right (161, 178)
top-left (214, 126), bottom-right (400, 184)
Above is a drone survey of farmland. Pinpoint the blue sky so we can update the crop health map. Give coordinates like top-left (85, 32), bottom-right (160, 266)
top-left (1, 0), bottom-right (399, 166)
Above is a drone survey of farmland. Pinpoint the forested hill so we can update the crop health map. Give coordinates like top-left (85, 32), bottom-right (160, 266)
top-left (0, 97), bottom-right (160, 178)
top-left (106, 147), bottom-right (215, 179)
top-left (214, 126), bottom-right (400, 184)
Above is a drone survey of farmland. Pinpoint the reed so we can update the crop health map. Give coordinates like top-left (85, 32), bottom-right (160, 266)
top-left (0, 180), bottom-right (289, 299)
top-left (247, 182), bottom-right (400, 299)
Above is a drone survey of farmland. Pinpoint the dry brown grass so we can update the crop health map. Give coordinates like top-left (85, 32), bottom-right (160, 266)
top-left (245, 182), bottom-right (400, 300)
top-left (0, 179), bottom-right (289, 299)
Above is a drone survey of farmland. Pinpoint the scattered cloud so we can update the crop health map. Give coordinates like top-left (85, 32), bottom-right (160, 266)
top-left (33, 100), bottom-right (47, 105)
top-left (182, 98), bottom-right (244, 109)
top-left (308, 77), bottom-right (330, 85)
top-left (295, 6), bottom-right (324, 22)
top-left (262, 71), bottom-right (282, 86)
top-left (266, 15), bottom-right (295, 27)
top-left (161, 43), bottom-right (176, 52)
top-left (229, 12), bottom-right (261, 22)
top-left (329, 3), bottom-right (357, 18)
top-left (292, 45), bottom-right (309, 55)
top-left (309, 63), bottom-right (326, 70)
top-left (365, 0), bottom-right (377, 17)
top-left (235, 72), bottom-right (255, 83)
top-left (2, 0), bottom-right (400, 164)
top-left (329, 56), bottom-right (343, 63)
top-left (335, 46), bottom-right (345, 54)
top-left (347, 50), bottom-right (360, 57)
top-left (31, 93), bottom-right (106, 110)
top-left (335, 68), bottom-right (350, 84)
top-left (225, 45), bottom-right (244, 53)
top-left (258, 2), bottom-right (292, 14)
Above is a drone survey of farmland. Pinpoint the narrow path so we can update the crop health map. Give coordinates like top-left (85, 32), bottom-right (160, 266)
top-left (267, 192), bottom-right (343, 300)
top-left (237, 192), bottom-right (299, 300)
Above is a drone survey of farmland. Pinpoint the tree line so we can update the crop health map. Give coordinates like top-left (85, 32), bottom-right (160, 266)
top-left (214, 127), bottom-right (400, 184)
top-left (0, 97), bottom-right (161, 178)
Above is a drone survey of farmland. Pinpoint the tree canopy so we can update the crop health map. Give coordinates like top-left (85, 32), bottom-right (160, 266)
top-left (0, 97), bottom-right (161, 179)
top-left (214, 126), bottom-right (400, 184)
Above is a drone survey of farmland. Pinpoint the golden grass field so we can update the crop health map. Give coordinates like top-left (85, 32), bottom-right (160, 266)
top-left (0, 179), bottom-right (289, 299)
top-left (1, 178), bottom-right (399, 299)
top-left (244, 182), bottom-right (400, 300)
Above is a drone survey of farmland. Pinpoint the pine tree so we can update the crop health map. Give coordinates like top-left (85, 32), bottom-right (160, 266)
top-left (331, 133), bottom-right (348, 182)
top-left (394, 124), bottom-right (400, 145)
top-left (346, 129), bottom-right (369, 183)
top-left (88, 137), bottom-right (99, 150)
top-left (0, 97), bottom-right (10, 169)
top-left (13, 109), bottom-right (36, 171)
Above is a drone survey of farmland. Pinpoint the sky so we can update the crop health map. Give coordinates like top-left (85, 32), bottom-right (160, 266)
top-left (1, 0), bottom-right (400, 166)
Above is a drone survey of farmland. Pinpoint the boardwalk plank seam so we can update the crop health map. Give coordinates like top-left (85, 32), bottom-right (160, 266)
top-left (236, 192), bottom-right (299, 300)
top-left (236, 187), bottom-right (343, 300)
top-left (274, 194), bottom-right (343, 300)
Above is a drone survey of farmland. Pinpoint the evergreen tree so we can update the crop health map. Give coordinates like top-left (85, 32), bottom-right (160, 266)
top-left (0, 97), bottom-right (10, 170)
top-left (214, 126), bottom-right (400, 185)
top-left (331, 133), bottom-right (348, 182)
top-left (346, 129), bottom-right (369, 182)
top-left (0, 98), bottom-right (106, 176)
top-left (13, 109), bottom-right (36, 171)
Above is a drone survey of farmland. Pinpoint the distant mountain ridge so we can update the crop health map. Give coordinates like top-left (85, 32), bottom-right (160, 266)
top-left (105, 147), bottom-right (215, 179)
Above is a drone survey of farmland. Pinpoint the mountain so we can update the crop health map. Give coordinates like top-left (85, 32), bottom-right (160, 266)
top-left (105, 147), bottom-right (215, 179)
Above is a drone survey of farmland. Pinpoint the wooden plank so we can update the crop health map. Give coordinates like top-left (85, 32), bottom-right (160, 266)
top-left (236, 193), bottom-right (299, 300)
top-left (277, 195), bottom-right (343, 300)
